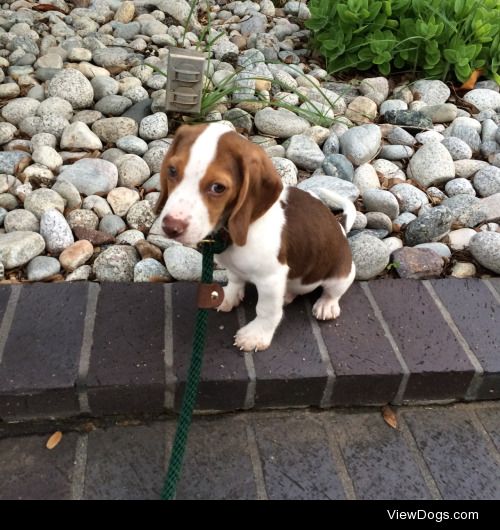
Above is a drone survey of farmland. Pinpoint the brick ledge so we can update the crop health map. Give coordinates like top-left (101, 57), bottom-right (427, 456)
top-left (0, 278), bottom-right (499, 421)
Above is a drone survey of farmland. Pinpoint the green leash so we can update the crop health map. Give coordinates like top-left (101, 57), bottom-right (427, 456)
top-left (161, 234), bottom-right (228, 500)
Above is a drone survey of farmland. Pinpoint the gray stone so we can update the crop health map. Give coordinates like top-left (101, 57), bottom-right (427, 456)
top-left (37, 97), bottom-right (73, 121)
top-left (349, 232), bottom-right (390, 280)
top-left (164, 245), bottom-right (203, 281)
top-left (463, 89), bottom-right (500, 111)
top-left (383, 110), bottom-right (432, 128)
top-left (0, 123), bottom-right (17, 145)
top-left (451, 262), bottom-right (476, 278)
top-left (139, 112), bottom-right (169, 140)
top-left (362, 189), bottom-right (399, 219)
top-left (47, 68), bottom-right (94, 109)
top-left (286, 135), bottom-right (325, 171)
top-left (24, 188), bottom-right (65, 219)
top-left (0, 231), bottom-right (45, 269)
top-left (408, 142), bottom-right (455, 188)
top-left (40, 209), bottom-right (74, 256)
top-left (26, 256), bottom-right (60, 281)
top-left (339, 124), bottom-right (381, 165)
top-left (352, 163), bottom-right (380, 193)
top-left (271, 157), bottom-right (297, 186)
top-left (116, 135), bottom-right (148, 156)
top-left (117, 154), bottom-right (151, 188)
top-left (365, 211), bottom-right (393, 233)
top-left (378, 145), bottom-right (414, 160)
top-left (322, 133), bottom-right (339, 155)
top-left (1, 97), bottom-right (40, 126)
top-left (392, 247), bottom-right (444, 279)
top-left (359, 77), bottom-right (389, 106)
top-left (58, 159), bottom-right (118, 196)
top-left (223, 108), bottom-right (253, 134)
top-left (445, 178), bottom-right (476, 197)
top-left (441, 137), bottom-right (473, 160)
top-left (380, 100), bottom-right (408, 115)
top-left (31, 133), bottom-right (57, 151)
top-left (405, 206), bottom-right (453, 246)
top-left (469, 232), bottom-right (500, 274)
top-left (91, 76), bottom-right (119, 100)
top-left (446, 227), bottom-right (476, 250)
top-left (419, 103), bottom-right (457, 123)
top-left (284, 0), bottom-right (311, 19)
top-left (414, 242), bottom-right (452, 258)
top-left (99, 214), bottom-right (126, 236)
top-left (32, 146), bottom-right (63, 171)
top-left (445, 125), bottom-right (481, 153)
top-left (412, 80), bottom-right (450, 105)
top-left (93, 245), bottom-right (139, 282)
top-left (0, 193), bottom-right (19, 211)
top-left (352, 211), bottom-right (367, 230)
top-left (254, 108), bottom-right (309, 138)
top-left (387, 127), bottom-right (416, 146)
top-left (4, 209), bottom-right (39, 233)
top-left (92, 47), bottom-right (138, 73)
top-left (415, 130), bottom-right (444, 144)
top-left (60, 121), bottom-right (103, 150)
top-left (116, 229), bottom-right (145, 246)
top-left (454, 159), bottom-right (490, 178)
top-left (322, 154), bottom-right (354, 182)
top-left (390, 183), bottom-right (429, 214)
top-left (477, 193), bottom-right (500, 223)
top-left (67, 209), bottom-right (100, 231)
top-left (393, 212), bottom-right (417, 229)
top-left (126, 200), bottom-right (156, 232)
top-left (240, 12), bottom-right (267, 37)
top-left (143, 144), bottom-right (169, 173)
top-left (0, 151), bottom-right (31, 175)
top-left (20, 113), bottom-right (70, 139)
top-left (298, 175), bottom-right (359, 202)
top-left (473, 166), bottom-right (500, 197)
top-left (134, 258), bottom-right (171, 282)
top-left (95, 95), bottom-right (133, 116)
top-left (92, 117), bottom-right (139, 144)
top-left (107, 187), bottom-right (140, 217)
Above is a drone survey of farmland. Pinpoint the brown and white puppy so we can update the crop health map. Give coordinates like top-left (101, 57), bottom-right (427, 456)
top-left (155, 122), bottom-right (356, 352)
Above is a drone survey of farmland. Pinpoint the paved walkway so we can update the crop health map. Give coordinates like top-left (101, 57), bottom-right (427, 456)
top-left (1, 402), bottom-right (499, 500)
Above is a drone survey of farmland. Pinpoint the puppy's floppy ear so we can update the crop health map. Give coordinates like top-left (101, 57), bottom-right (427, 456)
top-left (228, 143), bottom-right (283, 246)
top-left (153, 125), bottom-right (191, 215)
top-left (154, 151), bottom-right (171, 215)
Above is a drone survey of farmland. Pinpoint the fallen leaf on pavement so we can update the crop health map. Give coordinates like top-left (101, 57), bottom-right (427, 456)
top-left (382, 405), bottom-right (398, 429)
top-left (46, 431), bottom-right (62, 450)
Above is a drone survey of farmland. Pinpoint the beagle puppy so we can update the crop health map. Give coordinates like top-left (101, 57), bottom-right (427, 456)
top-left (155, 123), bottom-right (356, 352)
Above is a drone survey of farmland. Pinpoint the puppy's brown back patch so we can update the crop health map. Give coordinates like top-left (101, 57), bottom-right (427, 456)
top-left (279, 188), bottom-right (353, 284)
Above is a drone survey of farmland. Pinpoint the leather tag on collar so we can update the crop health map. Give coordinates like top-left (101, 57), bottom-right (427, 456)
top-left (197, 283), bottom-right (224, 309)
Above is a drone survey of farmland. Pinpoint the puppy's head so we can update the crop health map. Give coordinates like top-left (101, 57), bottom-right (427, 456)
top-left (155, 123), bottom-right (282, 246)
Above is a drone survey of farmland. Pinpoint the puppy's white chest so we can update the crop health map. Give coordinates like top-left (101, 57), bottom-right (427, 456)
top-left (216, 198), bottom-right (287, 282)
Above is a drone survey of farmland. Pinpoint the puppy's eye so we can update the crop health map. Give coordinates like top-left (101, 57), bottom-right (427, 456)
top-left (168, 166), bottom-right (177, 178)
top-left (209, 183), bottom-right (226, 194)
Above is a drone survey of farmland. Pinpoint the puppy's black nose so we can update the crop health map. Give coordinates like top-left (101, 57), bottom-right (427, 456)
top-left (163, 215), bottom-right (188, 239)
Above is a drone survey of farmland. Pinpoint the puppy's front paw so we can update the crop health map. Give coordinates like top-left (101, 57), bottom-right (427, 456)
top-left (217, 285), bottom-right (244, 312)
top-left (234, 321), bottom-right (273, 352)
top-left (312, 297), bottom-right (341, 320)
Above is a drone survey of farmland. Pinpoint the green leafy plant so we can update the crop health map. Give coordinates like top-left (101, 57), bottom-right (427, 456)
top-left (306, 0), bottom-right (500, 83)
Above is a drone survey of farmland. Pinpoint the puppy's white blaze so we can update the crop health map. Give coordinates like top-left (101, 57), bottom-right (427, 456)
top-left (158, 123), bottom-right (234, 243)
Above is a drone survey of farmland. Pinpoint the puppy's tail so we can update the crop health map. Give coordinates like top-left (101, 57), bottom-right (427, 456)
top-left (317, 188), bottom-right (357, 233)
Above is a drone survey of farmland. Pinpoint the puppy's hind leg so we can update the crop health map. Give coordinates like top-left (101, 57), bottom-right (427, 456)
top-left (312, 265), bottom-right (355, 321)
